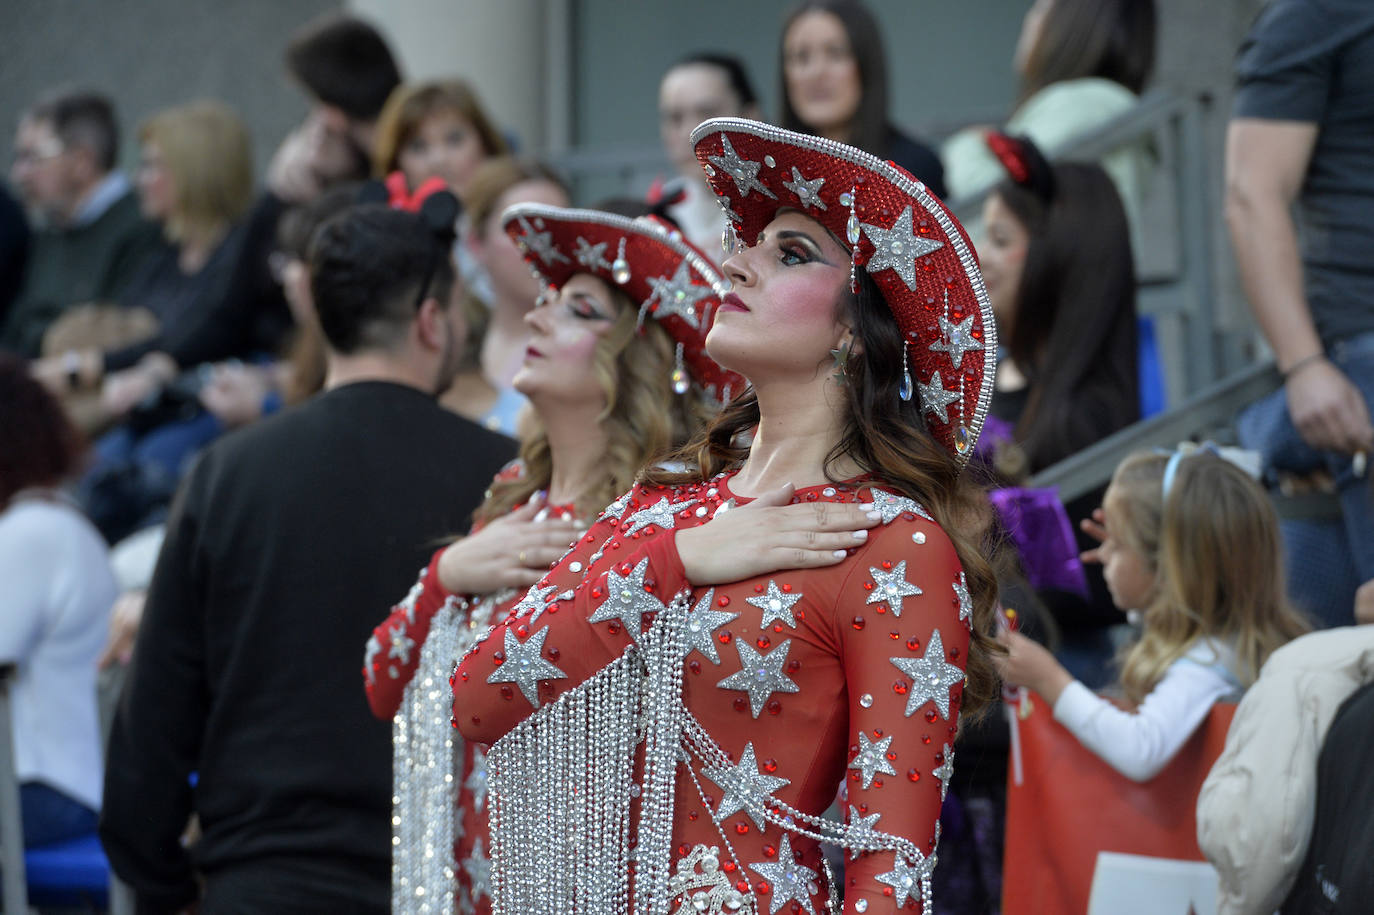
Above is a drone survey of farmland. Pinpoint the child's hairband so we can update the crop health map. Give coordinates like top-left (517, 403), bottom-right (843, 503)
top-left (985, 132), bottom-right (1056, 203)
top-left (1158, 442), bottom-right (1262, 498)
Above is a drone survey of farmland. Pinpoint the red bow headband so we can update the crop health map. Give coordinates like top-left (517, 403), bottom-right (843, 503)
top-left (690, 117), bottom-right (996, 467)
top-left (984, 132), bottom-right (1056, 202)
top-left (502, 204), bottom-right (744, 403)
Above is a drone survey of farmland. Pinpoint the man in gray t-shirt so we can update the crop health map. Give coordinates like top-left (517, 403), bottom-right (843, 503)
top-left (1227, 0), bottom-right (1374, 626)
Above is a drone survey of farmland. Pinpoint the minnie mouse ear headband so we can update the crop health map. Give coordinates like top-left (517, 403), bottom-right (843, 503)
top-left (985, 132), bottom-right (1056, 202)
top-left (690, 117), bottom-right (996, 466)
top-left (357, 177), bottom-right (461, 241)
top-left (502, 203), bottom-right (745, 403)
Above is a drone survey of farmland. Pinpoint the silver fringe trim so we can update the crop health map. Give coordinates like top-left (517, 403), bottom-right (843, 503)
top-left (394, 593), bottom-right (499, 915)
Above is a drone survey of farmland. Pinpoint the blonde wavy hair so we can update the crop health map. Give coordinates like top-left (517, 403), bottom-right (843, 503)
top-left (1109, 451), bottom-right (1309, 705)
top-left (475, 286), bottom-right (711, 524)
top-left (140, 100), bottom-right (253, 244)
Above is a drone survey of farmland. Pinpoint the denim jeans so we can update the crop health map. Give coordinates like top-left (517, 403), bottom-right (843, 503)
top-left (1237, 330), bottom-right (1374, 627)
top-left (20, 781), bottom-right (97, 847)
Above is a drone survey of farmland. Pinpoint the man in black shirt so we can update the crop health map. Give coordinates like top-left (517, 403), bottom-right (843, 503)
top-left (99, 205), bottom-right (516, 914)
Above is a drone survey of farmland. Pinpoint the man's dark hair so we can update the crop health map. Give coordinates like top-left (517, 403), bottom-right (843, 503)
top-left (671, 52), bottom-right (760, 110)
top-left (285, 14), bottom-right (401, 122)
top-left (27, 89), bottom-right (118, 172)
top-left (307, 204), bottom-right (454, 354)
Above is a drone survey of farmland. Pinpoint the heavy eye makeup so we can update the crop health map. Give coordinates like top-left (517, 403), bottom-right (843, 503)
top-left (757, 229), bottom-right (835, 267)
top-left (567, 292), bottom-right (612, 322)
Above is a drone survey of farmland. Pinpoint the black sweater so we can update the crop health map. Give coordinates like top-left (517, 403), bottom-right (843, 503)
top-left (100, 381), bottom-right (515, 913)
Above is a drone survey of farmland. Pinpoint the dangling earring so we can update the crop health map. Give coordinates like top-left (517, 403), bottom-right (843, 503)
top-left (721, 220), bottom-right (738, 258)
top-left (611, 237), bottom-right (630, 284)
top-left (844, 186), bottom-right (861, 294)
top-left (899, 343), bottom-right (914, 402)
top-left (830, 339), bottom-right (853, 385)
top-left (670, 342), bottom-right (689, 395)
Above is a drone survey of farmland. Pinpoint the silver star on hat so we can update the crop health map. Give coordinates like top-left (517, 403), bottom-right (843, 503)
top-left (859, 206), bottom-right (944, 292)
top-left (928, 312), bottom-right (984, 369)
top-left (645, 259), bottom-right (712, 328)
top-left (782, 166), bottom-right (826, 211)
top-left (917, 371), bottom-right (963, 425)
top-left (708, 134), bottom-right (777, 201)
top-left (516, 216), bottom-right (570, 266)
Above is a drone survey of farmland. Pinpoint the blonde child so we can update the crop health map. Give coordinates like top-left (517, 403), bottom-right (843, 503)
top-left (997, 447), bottom-right (1310, 781)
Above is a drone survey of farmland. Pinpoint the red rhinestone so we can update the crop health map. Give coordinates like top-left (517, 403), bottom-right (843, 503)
top-left (922, 735), bottom-right (932, 745)
top-left (757, 636), bottom-right (771, 649)
top-left (733, 697), bottom-right (749, 713)
top-left (754, 583), bottom-right (765, 593)
top-left (678, 843), bottom-right (691, 857)
top-left (493, 651), bottom-right (505, 665)
top-left (763, 844), bottom-right (777, 858)
top-left (610, 540), bottom-right (621, 549)
top-left (515, 624), bottom-right (529, 638)
top-left (873, 728), bottom-right (884, 737)
top-left (735, 823), bottom-right (750, 835)
top-left (762, 758), bottom-right (778, 773)
top-left (949, 646), bottom-right (961, 660)
top-left (460, 671), bottom-right (469, 682)
top-left (908, 768), bottom-right (921, 782)
top-left (889, 630), bottom-right (901, 640)
top-left (858, 803), bottom-right (868, 813)
top-left (719, 631), bottom-right (733, 643)
top-left (862, 581), bottom-right (875, 592)
top-left (547, 647), bottom-right (560, 660)
top-left (849, 770), bottom-right (861, 782)
top-left (873, 778), bottom-right (884, 788)
top-left (852, 616), bottom-right (866, 630)
top-left (875, 605), bottom-right (887, 614)
top-left (757, 879), bottom-right (772, 894)
top-left (806, 492), bottom-right (818, 502)
top-left (795, 608), bottom-right (805, 621)
top-left (688, 810), bottom-right (699, 821)
top-left (773, 623), bottom-right (783, 633)
top-left (722, 860), bottom-right (736, 873)
top-left (500, 686), bottom-right (513, 700)
top-left (883, 887), bottom-right (894, 897)
top-left (907, 637), bottom-right (921, 651)
top-left (689, 659), bottom-right (702, 675)
top-left (608, 621), bottom-right (621, 635)
top-left (924, 709), bottom-right (938, 723)
top-left (718, 596), bottom-right (731, 607)
top-left (766, 700), bottom-right (782, 716)
top-left (591, 587), bottom-right (603, 599)
top-left (735, 879), bottom-right (749, 893)
top-left (546, 604), bottom-right (559, 614)
top-left (881, 560), bottom-right (893, 570)
top-left (893, 680), bottom-right (909, 695)
top-left (886, 751), bottom-right (897, 761)
top-left (786, 659), bottom-right (801, 673)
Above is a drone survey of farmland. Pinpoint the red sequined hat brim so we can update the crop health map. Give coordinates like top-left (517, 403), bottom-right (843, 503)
top-left (690, 117), bottom-right (996, 466)
top-left (501, 203), bottom-right (745, 402)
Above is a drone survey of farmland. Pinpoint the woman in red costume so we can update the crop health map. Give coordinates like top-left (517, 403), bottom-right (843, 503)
top-left (452, 118), bottom-right (1001, 915)
top-left (365, 205), bottom-right (740, 914)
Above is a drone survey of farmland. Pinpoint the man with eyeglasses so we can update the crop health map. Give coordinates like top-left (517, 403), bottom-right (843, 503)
top-left (1, 90), bottom-right (161, 357)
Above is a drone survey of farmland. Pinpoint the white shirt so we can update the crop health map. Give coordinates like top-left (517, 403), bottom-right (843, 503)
top-left (1053, 638), bottom-right (1241, 782)
top-left (0, 496), bottom-right (117, 808)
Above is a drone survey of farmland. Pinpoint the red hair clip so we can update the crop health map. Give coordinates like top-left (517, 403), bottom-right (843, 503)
top-left (985, 132), bottom-right (1030, 185)
top-left (383, 171), bottom-right (451, 213)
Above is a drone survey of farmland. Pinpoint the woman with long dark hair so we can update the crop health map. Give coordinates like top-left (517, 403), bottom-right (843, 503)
top-left (779, 0), bottom-right (946, 197)
top-left (450, 117), bottom-right (1001, 914)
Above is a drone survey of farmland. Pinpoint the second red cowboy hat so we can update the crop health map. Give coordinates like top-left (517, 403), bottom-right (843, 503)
top-left (690, 117), bottom-right (996, 467)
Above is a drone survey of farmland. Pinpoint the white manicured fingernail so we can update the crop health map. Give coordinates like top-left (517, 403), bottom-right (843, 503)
top-left (852, 530), bottom-right (868, 541)
top-left (833, 550), bottom-right (848, 558)
top-left (865, 511), bottom-right (881, 522)
top-left (858, 502), bottom-right (875, 511)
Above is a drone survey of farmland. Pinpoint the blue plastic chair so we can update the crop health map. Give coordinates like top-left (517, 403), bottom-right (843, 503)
top-left (1138, 314), bottom-right (1167, 419)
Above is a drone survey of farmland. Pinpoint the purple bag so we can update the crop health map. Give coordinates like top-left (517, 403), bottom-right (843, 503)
top-left (989, 487), bottom-right (1089, 598)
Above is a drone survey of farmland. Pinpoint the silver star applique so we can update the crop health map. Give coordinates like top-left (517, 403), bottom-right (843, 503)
top-left (849, 730), bottom-right (896, 789)
top-left (573, 236), bottom-right (611, 271)
top-left (933, 743), bottom-right (955, 801)
top-left (869, 488), bottom-right (933, 523)
top-left (463, 836), bottom-right (493, 901)
top-left (845, 806), bottom-right (884, 861)
top-left (588, 557), bottom-right (666, 642)
top-left (511, 582), bottom-right (558, 621)
top-left (747, 835), bottom-right (817, 915)
top-left (859, 206), bottom-right (944, 291)
top-left (917, 370), bottom-right (963, 425)
top-left (708, 134), bottom-right (777, 201)
top-left (875, 851), bottom-right (937, 908)
top-left (399, 573), bottom-right (426, 624)
top-left (682, 588), bottom-right (739, 664)
top-left (953, 572), bottom-right (972, 629)
top-left (717, 639), bottom-right (801, 718)
top-left (867, 560), bottom-right (923, 618)
top-left (623, 496), bottom-right (697, 535)
top-left (782, 166), bottom-right (826, 211)
top-left (928, 312), bottom-right (984, 370)
top-left (363, 635), bottom-right (382, 684)
top-left (465, 746), bottom-right (489, 812)
top-left (746, 579), bottom-right (803, 629)
top-left (485, 625), bottom-right (567, 708)
top-left (703, 740), bottom-right (790, 829)
top-left (516, 216), bottom-right (570, 266)
top-left (645, 259), bottom-right (712, 328)
top-left (388, 624), bottom-right (415, 664)
top-left (890, 629), bottom-right (964, 720)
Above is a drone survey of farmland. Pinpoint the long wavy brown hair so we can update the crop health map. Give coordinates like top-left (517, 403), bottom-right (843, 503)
top-left (1108, 451), bottom-right (1309, 705)
top-left (643, 267), bottom-right (1004, 721)
top-left (474, 285), bottom-right (712, 525)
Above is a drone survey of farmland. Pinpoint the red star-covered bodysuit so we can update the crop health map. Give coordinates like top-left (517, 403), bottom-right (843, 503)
top-left (366, 474), bottom-right (581, 915)
top-left (452, 470), bottom-right (970, 914)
